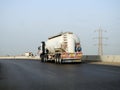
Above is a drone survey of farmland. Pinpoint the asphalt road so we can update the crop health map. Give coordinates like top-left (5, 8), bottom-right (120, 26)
top-left (0, 59), bottom-right (120, 90)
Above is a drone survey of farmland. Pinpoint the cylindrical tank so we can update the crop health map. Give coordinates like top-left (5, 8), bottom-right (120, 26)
top-left (45, 32), bottom-right (80, 53)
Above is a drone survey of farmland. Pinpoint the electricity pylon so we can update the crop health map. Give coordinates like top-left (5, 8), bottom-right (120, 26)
top-left (94, 27), bottom-right (107, 55)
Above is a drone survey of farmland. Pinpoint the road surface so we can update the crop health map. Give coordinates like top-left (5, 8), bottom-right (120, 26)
top-left (0, 59), bottom-right (120, 90)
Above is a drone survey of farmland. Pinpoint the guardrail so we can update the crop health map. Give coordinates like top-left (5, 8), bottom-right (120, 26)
top-left (82, 55), bottom-right (120, 63)
top-left (0, 56), bottom-right (40, 60)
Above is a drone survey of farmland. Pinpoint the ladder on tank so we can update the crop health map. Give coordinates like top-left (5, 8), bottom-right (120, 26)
top-left (63, 34), bottom-right (68, 52)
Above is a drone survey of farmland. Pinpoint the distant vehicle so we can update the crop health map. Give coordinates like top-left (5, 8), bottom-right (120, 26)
top-left (24, 52), bottom-right (34, 57)
top-left (38, 32), bottom-right (82, 63)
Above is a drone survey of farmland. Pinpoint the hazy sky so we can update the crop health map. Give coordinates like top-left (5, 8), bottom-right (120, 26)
top-left (0, 0), bottom-right (120, 56)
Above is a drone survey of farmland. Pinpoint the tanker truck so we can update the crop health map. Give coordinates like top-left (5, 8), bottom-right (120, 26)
top-left (38, 32), bottom-right (82, 63)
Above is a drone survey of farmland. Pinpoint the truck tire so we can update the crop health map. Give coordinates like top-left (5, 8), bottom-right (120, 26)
top-left (42, 57), bottom-right (45, 62)
top-left (40, 54), bottom-right (46, 62)
top-left (55, 58), bottom-right (57, 63)
top-left (55, 58), bottom-right (58, 64)
top-left (41, 57), bottom-right (44, 62)
top-left (40, 54), bottom-right (44, 62)
top-left (44, 54), bottom-right (48, 62)
top-left (58, 54), bottom-right (62, 64)
top-left (55, 53), bottom-right (62, 64)
top-left (59, 58), bottom-right (62, 64)
top-left (55, 54), bottom-right (57, 63)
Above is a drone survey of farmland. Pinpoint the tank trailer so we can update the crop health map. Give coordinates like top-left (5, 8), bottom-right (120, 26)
top-left (38, 32), bottom-right (82, 63)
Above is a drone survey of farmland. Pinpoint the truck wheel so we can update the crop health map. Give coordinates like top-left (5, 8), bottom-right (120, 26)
top-left (56, 58), bottom-right (59, 64)
top-left (58, 54), bottom-right (62, 64)
top-left (55, 54), bottom-right (58, 63)
top-left (41, 57), bottom-right (44, 62)
top-left (45, 55), bottom-right (48, 62)
top-left (40, 54), bottom-right (45, 62)
top-left (44, 57), bottom-right (46, 62)
top-left (46, 55), bottom-right (48, 62)
top-left (41, 55), bottom-right (45, 62)
top-left (55, 57), bottom-right (57, 63)
top-left (55, 58), bottom-right (57, 63)
top-left (44, 55), bottom-right (46, 62)
top-left (59, 58), bottom-right (62, 64)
